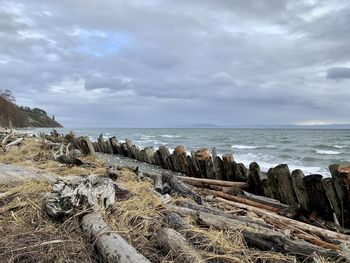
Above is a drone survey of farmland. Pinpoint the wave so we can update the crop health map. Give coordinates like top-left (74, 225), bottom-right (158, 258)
top-left (160, 134), bottom-right (180, 138)
top-left (231, 145), bottom-right (258, 149)
top-left (141, 135), bottom-right (156, 139)
top-left (334, 145), bottom-right (347, 149)
top-left (316, 150), bottom-right (341, 155)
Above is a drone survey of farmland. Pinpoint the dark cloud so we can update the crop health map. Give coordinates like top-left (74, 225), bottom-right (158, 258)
top-left (0, 0), bottom-right (350, 127)
top-left (327, 67), bottom-right (350, 80)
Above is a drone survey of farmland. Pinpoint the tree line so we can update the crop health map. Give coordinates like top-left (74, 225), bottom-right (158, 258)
top-left (0, 89), bottom-right (48, 117)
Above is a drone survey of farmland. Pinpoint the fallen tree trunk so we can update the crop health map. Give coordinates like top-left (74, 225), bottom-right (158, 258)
top-left (5, 137), bottom-right (23, 151)
top-left (242, 190), bottom-right (289, 210)
top-left (176, 176), bottom-right (248, 189)
top-left (163, 212), bottom-right (230, 256)
top-left (157, 227), bottom-right (204, 263)
top-left (162, 172), bottom-right (202, 204)
top-left (215, 197), bottom-right (350, 243)
top-left (82, 213), bottom-right (151, 263)
top-left (197, 211), bottom-right (345, 262)
top-left (198, 211), bottom-right (343, 261)
top-left (44, 175), bottom-right (151, 262)
top-left (200, 189), bottom-right (280, 212)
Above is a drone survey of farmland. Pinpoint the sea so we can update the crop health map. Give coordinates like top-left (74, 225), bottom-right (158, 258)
top-left (32, 128), bottom-right (350, 177)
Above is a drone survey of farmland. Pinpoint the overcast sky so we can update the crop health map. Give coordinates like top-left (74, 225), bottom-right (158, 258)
top-left (1, 0), bottom-right (350, 127)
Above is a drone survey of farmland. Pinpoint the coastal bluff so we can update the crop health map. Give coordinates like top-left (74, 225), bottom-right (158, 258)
top-left (0, 90), bottom-right (62, 128)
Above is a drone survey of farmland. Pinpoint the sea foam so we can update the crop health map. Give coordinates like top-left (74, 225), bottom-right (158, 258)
top-left (316, 150), bottom-right (341, 155)
top-left (231, 145), bottom-right (258, 149)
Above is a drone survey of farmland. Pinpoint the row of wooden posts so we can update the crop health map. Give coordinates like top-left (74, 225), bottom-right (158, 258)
top-left (74, 134), bottom-right (350, 228)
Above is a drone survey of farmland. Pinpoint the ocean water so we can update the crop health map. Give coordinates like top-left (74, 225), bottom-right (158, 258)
top-left (32, 128), bottom-right (350, 176)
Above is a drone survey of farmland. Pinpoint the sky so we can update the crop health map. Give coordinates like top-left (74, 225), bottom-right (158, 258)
top-left (0, 0), bottom-right (350, 127)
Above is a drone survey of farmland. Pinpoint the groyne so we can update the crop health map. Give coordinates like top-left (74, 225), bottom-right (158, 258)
top-left (56, 132), bottom-right (350, 228)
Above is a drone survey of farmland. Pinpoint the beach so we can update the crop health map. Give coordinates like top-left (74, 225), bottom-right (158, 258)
top-left (0, 130), bottom-right (350, 262)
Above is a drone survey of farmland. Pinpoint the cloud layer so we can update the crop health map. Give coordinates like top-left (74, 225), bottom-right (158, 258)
top-left (1, 0), bottom-right (350, 127)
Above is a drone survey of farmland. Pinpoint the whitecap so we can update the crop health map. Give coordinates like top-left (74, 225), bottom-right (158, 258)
top-left (316, 150), bottom-right (341, 155)
top-left (231, 145), bottom-right (258, 149)
top-left (141, 135), bottom-right (155, 139)
top-left (160, 134), bottom-right (180, 138)
top-left (334, 145), bottom-right (347, 149)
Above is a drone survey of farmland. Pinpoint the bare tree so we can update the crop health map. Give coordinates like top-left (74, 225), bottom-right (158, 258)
top-left (0, 89), bottom-right (16, 104)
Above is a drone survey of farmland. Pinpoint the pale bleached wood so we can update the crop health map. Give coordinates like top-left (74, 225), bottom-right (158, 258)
top-left (157, 227), bottom-right (204, 263)
top-left (215, 197), bottom-right (350, 242)
top-left (82, 213), bottom-right (151, 263)
top-left (176, 175), bottom-right (248, 188)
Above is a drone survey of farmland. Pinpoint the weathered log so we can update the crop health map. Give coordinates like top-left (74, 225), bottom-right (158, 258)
top-left (267, 164), bottom-right (297, 205)
top-left (76, 136), bottom-right (96, 156)
top-left (82, 213), bottom-right (151, 263)
top-left (162, 172), bottom-right (202, 204)
top-left (125, 138), bottom-right (140, 160)
top-left (140, 146), bottom-right (155, 164)
top-left (163, 212), bottom-right (223, 253)
top-left (193, 148), bottom-right (215, 179)
top-left (222, 153), bottom-right (234, 181)
top-left (248, 162), bottom-right (266, 196)
top-left (157, 227), bottom-right (204, 263)
top-left (105, 139), bottom-right (113, 154)
top-left (196, 211), bottom-right (343, 262)
top-left (57, 155), bottom-right (84, 166)
top-left (323, 177), bottom-right (342, 225)
top-left (291, 169), bottom-right (309, 211)
top-left (329, 164), bottom-right (350, 228)
top-left (44, 175), bottom-right (115, 218)
top-left (162, 182), bottom-right (171, 194)
top-left (190, 150), bottom-right (202, 178)
top-left (97, 134), bottom-right (107, 153)
top-left (212, 147), bottom-right (224, 180)
top-left (242, 231), bottom-right (344, 262)
top-left (176, 176), bottom-right (249, 189)
top-left (5, 137), bottom-right (23, 151)
top-left (170, 201), bottom-right (273, 229)
top-left (303, 174), bottom-right (333, 221)
top-left (157, 145), bottom-right (173, 170)
top-left (106, 166), bottom-right (119, 180)
top-left (200, 189), bottom-right (279, 212)
top-left (215, 197), bottom-right (350, 242)
top-left (232, 162), bottom-right (249, 182)
top-left (142, 170), bottom-right (164, 192)
top-left (242, 191), bottom-right (289, 210)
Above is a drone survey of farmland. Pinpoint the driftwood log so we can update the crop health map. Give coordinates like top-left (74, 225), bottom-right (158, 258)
top-left (157, 227), bottom-right (204, 263)
top-left (44, 175), bottom-right (150, 262)
top-left (215, 197), bottom-right (350, 243)
top-left (162, 172), bottom-right (202, 204)
top-left (82, 213), bottom-right (150, 263)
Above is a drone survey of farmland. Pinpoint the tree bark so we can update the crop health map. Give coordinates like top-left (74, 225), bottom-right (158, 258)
top-left (215, 197), bottom-right (350, 242)
top-left (162, 172), bottom-right (202, 204)
top-left (157, 227), bottom-right (204, 263)
top-left (82, 213), bottom-right (151, 263)
top-left (291, 169), bottom-right (309, 211)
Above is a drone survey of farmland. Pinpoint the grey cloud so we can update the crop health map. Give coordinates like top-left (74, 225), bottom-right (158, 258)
top-left (327, 67), bottom-right (350, 80)
top-left (0, 0), bottom-right (350, 127)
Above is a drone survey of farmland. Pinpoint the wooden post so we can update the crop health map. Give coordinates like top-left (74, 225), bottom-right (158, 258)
top-left (291, 169), bottom-right (309, 211)
top-left (248, 162), bottom-right (266, 196)
top-left (329, 164), bottom-right (350, 227)
top-left (303, 174), bottom-right (333, 221)
top-left (267, 164), bottom-right (297, 205)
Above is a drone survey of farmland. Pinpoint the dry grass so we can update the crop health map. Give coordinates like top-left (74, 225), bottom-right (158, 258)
top-left (0, 137), bottom-right (308, 262)
top-left (0, 137), bottom-right (106, 176)
top-left (104, 169), bottom-right (296, 263)
top-left (0, 181), bottom-right (97, 263)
